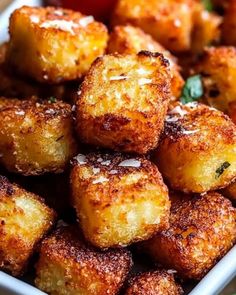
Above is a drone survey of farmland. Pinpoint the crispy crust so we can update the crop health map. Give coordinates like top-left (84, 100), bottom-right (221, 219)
top-left (76, 52), bottom-right (171, 154)
top-left (111, 0), bottom-right (195, 52)
top-left (125, 270), bottom-right (183, 295)
top-left (35, 225), bottom-right (132, 295)
top-left (141, 192), bottom-right (236, 280)
top-left (0, 175), bottom-right (56, 276)
top-left (70, 152), bottom-right (170, 248)
top-left (194, 46), bottom-right (236, 112)
top-left (7, 6), bottom-right (108, 83)
top-left (0, 98), bottom-right (77, 175)
top-left (154, 102), bottom-right (236, 193)
top-left (107, 25), bottom-right (184, 99)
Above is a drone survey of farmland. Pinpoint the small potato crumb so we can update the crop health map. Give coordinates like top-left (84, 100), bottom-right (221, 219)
top-left (35, 225), bottom-right (132, 295)
top-left (76, 51), bottom-right (171, 154)
top-left (140, 192), bottom-right (236, 280)
top-left (107, 25), bottom-right (184, 100)
top-left (70, 152), bottom-right (170, 248)
top-left (0, 98), bottom-right (77, 175)
top-left (124, 270), bottom-right (183, 295)
top-left (154, 102), bottom-right (236, 193)
top-left (7, 6), bottom-right (108, 83)
top-left (0, 176), bottom-right (56, 276)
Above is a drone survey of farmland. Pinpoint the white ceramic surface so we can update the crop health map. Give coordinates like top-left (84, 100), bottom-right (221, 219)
top-left (0, 272), bottom-right (47, 295)
top-left (0, 1), bottom-right (235, 294)
top-left (0, 0), bottom-right (42, 43)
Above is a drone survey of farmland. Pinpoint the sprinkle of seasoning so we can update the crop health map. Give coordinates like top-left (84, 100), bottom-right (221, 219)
top-left (180, 75), bottom-right (203, 104)
top-left (215, 162), bottom-right (231, 179)
top-left (48, 96), bottom-right (57, 103)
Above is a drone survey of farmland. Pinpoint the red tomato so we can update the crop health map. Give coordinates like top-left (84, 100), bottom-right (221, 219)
top-left (60, 0), bottom-right (117, 21)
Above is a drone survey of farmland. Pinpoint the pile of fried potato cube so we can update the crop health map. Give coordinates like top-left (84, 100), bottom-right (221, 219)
top-left (0, 1), bottom-right (236, 294)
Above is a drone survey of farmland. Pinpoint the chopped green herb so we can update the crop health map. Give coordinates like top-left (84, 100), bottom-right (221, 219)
top-left (180, 75), bottom-right (203, 104)
top-left (202, 0), bottom-right (213, 11)
top-left (215, 162), bottom-right (230, 179)
top-left (48, 96), bottom-right (57, 103)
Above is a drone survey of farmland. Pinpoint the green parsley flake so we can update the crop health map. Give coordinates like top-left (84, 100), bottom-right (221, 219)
top-left (48, 96), bottom-right (57, 103)
top-left (180, 75), bottom-right (203, 104)
top-left (202, 0), bottom-right (213, 12)
top-left (215, 162), bottom-right (231, 179)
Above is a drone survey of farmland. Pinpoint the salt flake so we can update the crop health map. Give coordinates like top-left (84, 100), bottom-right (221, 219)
top-left (93, 176), bottom-right (109, 184)
top-left (118, 159), bottom-right (141, 168)
top-left (75, 154), bottom-right (87, 164)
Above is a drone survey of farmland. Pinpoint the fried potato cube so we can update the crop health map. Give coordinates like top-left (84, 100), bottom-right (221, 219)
top-left (70, 153), bottom-right (170, 248)
top-left (0, 98), bottom-right (77, 175)
top-left (107, 25), bottom-right (184, 100)
top-left (111, 0), bottom-right (195, 52)
top-left (191, 3), bottom-right (222, 54)
top-left (7, 6), bottom-right (108, 83)
top-left (223, 180), bottom-right (236, 201)
top-left (35, 225), bottom-right (132, 295)
top-left (141, 192), bottom-right (236, 280)
top-left (153, 102), bottom-right (236, 193)
top-left (76, 51), bottom-right (171, 154)
top-left (125, 270), bottom-right (183, 295)
top-left (0, 43), bottom-right (67, 100)
top-left (0, 176), bottom-right (56, 276)
top-left (222, 0), bottom-right (236, 46)
top-left (194, 47), bottom-right (236, 112)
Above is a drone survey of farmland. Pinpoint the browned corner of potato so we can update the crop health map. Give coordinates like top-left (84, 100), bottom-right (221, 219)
top-left (111, 0), bottom-right (195, 52)
top-left (0, 97), bottom-right (77, 175)
top-left (107, 25), bottom-right (184, 100)
top-left (6, 6), bottom-right (108, 83)
top-left (124, 270), bottom-right (183, 295)
top-left (76, 51), bottom-right (171, 154)
top-left (153, 102), bottom-right (236, 193)
top-left (0, 175), bottom-right (56, 276)
top-left (194, 46), bottom-right (236, 112)
top-left (70, 152), bottom-right (170, 248)
top-left (35, 225), bottom-right (132, 295)
top-left (140, 191), bottom-right (236, 280)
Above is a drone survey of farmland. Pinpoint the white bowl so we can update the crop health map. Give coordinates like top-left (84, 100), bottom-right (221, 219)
top-left (0, 1), bottom-right (235, 294)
